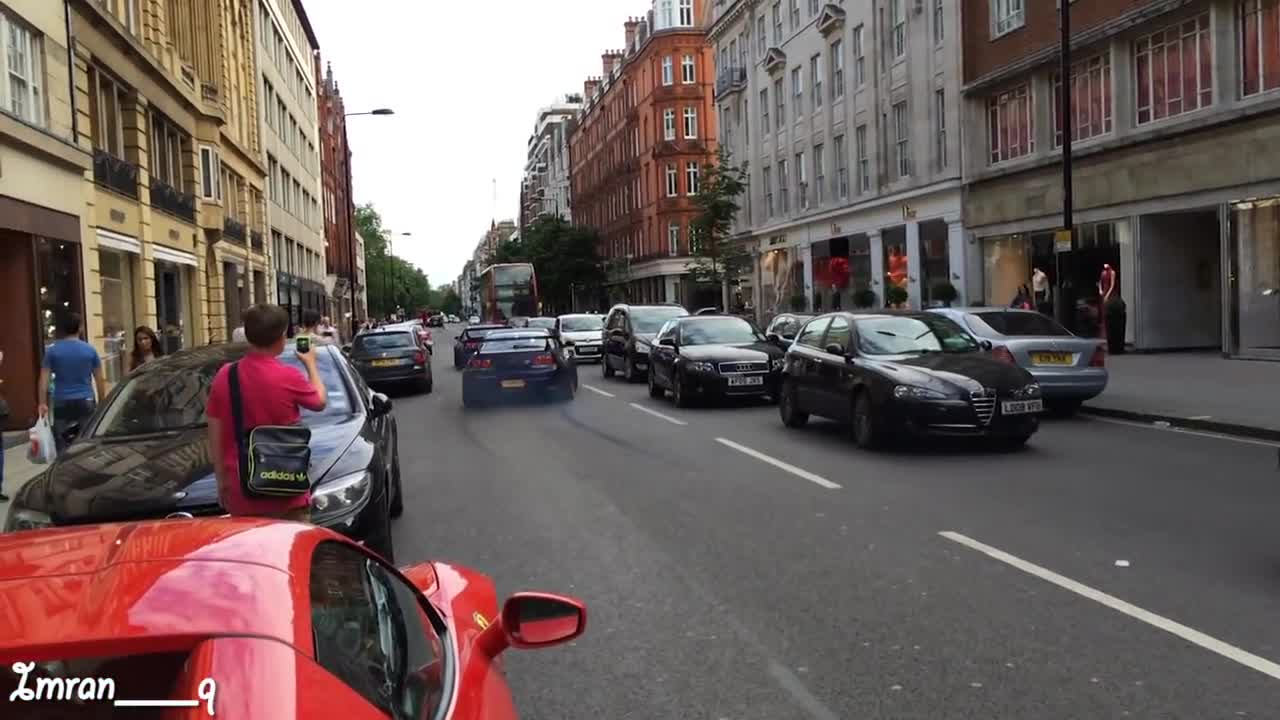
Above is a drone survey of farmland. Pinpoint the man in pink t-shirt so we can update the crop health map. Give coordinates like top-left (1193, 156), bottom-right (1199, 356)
top-left (206, 304), bottom-right (327, 520)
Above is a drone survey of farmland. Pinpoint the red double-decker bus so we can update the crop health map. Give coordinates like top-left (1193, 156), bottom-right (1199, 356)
top-left (478, 263), bottom-right (539, 323)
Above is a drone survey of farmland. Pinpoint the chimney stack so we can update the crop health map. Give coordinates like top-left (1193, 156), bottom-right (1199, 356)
top-left (602, 51), bottom-right (624, 77)
top-left (584, 77), bottom-right (600, 99)
top-left (624, 17), bottom-right (639, 49)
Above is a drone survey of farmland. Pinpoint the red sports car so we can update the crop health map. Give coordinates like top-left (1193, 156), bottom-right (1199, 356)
top-left (0, 518), bottom-right (586, 719)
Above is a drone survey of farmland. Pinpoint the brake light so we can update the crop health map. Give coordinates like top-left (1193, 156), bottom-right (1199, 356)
top-left (991, 346), bottom-right (1017, 365)
top-left (531, 353), bottom-right (556, 366)
top-left (413, 350), bottom-right (426, 364)
top-left (465, 341), bottom-right (479, 349)
top-left (1089, 345), bottom-right (1107, 367)
top-left (469, 357), bottom-right (492, 369)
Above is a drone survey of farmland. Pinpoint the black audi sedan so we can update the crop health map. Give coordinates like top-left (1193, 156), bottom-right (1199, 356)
top-left (461, 328), bottom-right (578, 408)
top-left (648, 315), bottom-right (785, 407)
top-left (3, 343), bottom-right (403, 560)
top-left (453, 323), bottom-right (506, 369)
top-left (346, 327), bottom-right (433, 393)
top-left (778, 312), bottom-right (1043, 450)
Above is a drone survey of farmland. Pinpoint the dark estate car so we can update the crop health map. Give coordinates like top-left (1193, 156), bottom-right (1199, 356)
top-left (453, 323), bottom-right (507, 369)
top-left (346, 328), bottom-right (433, 393)
top-left (764, 313), bottom-right (816, 350)
top-left (648, 315), bottom-right (785, 407)
top-left (461, 329), bottom-right (578, 408)
top-left (602, 303), bottom-right (689, 382)
top-left (778, 312), bottom-right (1044, 450)
top-left (4, 344), bottom-right (403, 559)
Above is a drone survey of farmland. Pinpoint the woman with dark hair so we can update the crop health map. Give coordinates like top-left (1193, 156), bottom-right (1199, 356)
top-left (129, 326), bottom-right (164, 371)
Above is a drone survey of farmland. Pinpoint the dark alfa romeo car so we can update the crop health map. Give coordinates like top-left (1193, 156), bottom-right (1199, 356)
top-left (4, 344), bottom-right (403, 560)
top-left (647, 315), bottom-right (785, 407)
top-left (778, 312), bottom-right (1043, 449)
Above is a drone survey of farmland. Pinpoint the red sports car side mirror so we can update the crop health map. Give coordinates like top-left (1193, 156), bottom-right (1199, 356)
top-left (499, 592), bottom-right (587, 650)
top-left (400, 562), bottom-right (438, 595)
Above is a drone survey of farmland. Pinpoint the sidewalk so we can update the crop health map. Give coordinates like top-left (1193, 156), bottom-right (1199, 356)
top-left (1, 441), bottom-right (46, 519)
top-left (1082, 352), bottom-right (1280, 441)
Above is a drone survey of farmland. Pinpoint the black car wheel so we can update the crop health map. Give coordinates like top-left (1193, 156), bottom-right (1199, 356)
top-left (852, 390), bottom-right (883, 450)
top-left (453, 352), bottom-right (464, 370)
top-left (672, 370), bottom-right (694, 408)
top-left (624, 354), bottom-right (641, 382)
top-left (1001, 433), bottom-right (1033, 451)
top-left (648, 366), bottom-right (664, 398)
top-left (418, 374), bottom-right (433, 394)
top-left (779, 379), bottom-right (809, 428)
top-left (388, 452), bottom-right (404, 519)
top-left (603, 354), bottom-right (616, 378)
top-left (462, 386), bottom-right (482, 409)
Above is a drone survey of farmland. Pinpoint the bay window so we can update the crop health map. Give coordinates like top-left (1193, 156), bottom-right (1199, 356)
top-left (1134, 14), bottom-right (1212, 125)
top-left (1053, 54), bottom-right (1112, 146)
top-left (988, 84), bottom-right (1033, 163)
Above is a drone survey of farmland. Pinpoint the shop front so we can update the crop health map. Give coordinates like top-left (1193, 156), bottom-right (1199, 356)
top-left (96, 229), bottom-right (142, 382)
top-left (1228, 197), bottom-right (1280, 359)
top-left (759, 241), bottom-right (805, 320)
top-left (153, 246), bottom-right (197, 355)
top-left (811, 235), bottom-right (872, 312)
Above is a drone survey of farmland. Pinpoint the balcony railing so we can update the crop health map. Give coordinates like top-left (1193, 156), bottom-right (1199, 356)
top-left (715, 66), bottom-right (748, 98)
top-left (223, 216), bottom-right (247, 243)
top-left (149, 177), bottom-right (195, 222)
top-left (250, 229), bottom-right (264, 251)
top-left (93, 149), bottom-right (139, 199)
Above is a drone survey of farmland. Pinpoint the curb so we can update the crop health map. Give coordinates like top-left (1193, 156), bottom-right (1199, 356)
top-left (1080, 405), bottom-right (1280, 443)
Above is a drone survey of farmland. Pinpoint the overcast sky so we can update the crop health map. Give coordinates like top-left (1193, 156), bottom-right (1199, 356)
top-left (306, 1), bottom-right (648, 288)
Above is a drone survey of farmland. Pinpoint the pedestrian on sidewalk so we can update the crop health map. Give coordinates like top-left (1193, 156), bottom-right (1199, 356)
top-left (128, 326), bottom-right (165, 372)
top-left (205, 304), bottom-right (327, 522)
top-left (231, 312), bottom-right (248, 344)
top-left (37, 313), bottom-right (106, 454)
top-left (298, 310), bottom-right (335, 346)
top-left (0, 349), bottom-right (9, 503)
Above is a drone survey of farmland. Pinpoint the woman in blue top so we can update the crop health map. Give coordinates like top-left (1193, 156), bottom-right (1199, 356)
top-left (37, 313), bottom-right (106, 453)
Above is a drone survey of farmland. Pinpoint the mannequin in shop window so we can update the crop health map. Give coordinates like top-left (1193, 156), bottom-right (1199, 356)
top-left (1099, 263), bottom-right (1127, 354)
top-left (1032, 267), bottom-right (1051, 315)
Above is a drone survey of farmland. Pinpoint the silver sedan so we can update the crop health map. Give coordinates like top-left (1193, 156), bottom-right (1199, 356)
top-left (930, 307), bottom-right (1108, 414)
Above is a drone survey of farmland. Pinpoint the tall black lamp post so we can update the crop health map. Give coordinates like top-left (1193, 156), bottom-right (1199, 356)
top-left (344, 108), bottom-right (394, 333)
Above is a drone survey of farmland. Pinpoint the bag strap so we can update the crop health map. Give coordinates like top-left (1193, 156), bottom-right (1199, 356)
top-left (227, 361), bottom-right (248, 486)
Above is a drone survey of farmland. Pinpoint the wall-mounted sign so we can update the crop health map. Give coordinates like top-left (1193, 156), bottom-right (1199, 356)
top-left (901, 204), bottom-right (916, 220)
top-left (110, 209), bottom-right (126, 223)
top-left (1054, 229), bottom-right (1073, 252)
top-left (768, 235), bottom-right (787, 246)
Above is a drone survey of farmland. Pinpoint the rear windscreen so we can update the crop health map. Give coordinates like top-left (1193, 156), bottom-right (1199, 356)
top-left (482, 338), bottom-right (553, 352)
top-left (464, 328), bottom-right (501, 340)
top-left (970, 312), bottom-right (1070, 337)
top-left (355, 333), bottom-right (416, 351)
top-left (0, 652), bottom-right (189, 719)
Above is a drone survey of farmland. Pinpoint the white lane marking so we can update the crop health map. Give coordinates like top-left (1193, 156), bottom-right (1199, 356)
top-left (628, 402), bottom-right (688, 426)
top-left (581, 384), bottom-right (616, 398)
top-left (1088, 415), bottom-right (1279, 448)
top-left (1188, 415), bottom-right (1213, 420)
top-left (939, 531), bottom-right (1280, 681)
top-left (767, 660), bottom-right (841, 720)
top-left (715, 438), bottom-right (841, 489)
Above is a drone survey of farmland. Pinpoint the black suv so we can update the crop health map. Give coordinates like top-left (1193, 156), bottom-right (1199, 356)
top-left (602, 303), bottom-right (688, 382)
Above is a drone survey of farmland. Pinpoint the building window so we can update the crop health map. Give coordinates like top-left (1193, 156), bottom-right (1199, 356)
top-left (774, 77), bottom-right (785, 126)
top-left (852, 25), bottom-right (865, 86)
top-left (760, 87), bottom-right (770, 132)
top-left (934, 88), bottom-right (948, 169)
top-left (988, 84), bottom-right (1033, 163)
top-left (855, 124), bottom-right (870, 193)
top-left (663, 108), bottom-right (676, 140)
top-left (665, 164), bottom-right (678, 196)
top-left (790, 0), bottom-right (800, 29)
top-left (809, 0), bottom-right (820, 15)
top-left (813, 144), bottom-right (825, 205)
top-left (1135, 14), bottom-right (1212, 125)
top-left (772, 2), bottom-right (782, 44)
top-left (791, 66), bottom-right (803, 118)
top-left (834, 134), bottom-right (848, 198)
top-left (678, 0), bottom-right (693, 26)
top-left (681, 55), bottom-right (696, 84)
top-left (934, 0), bottom-right (945, 44)
top-left (811, 55), bottom-right (823, 110)
top-left (683, 107), bottom-right (698, 138)
top-left (831, 40), bottom-right (844, 100)
top-left (89, 66), bottom-right (126, 155)
top-left (890, 0), bottom-right (906, 59)
top-left (757, 15), bottom-right (768, 55)
top-left (893, 101), bottom-right (911, 178)
top-left (685, 162), bottom-right (700, 195)
top-left (992, 0), bottom-right (1025, 37)
top-left (1, 11), bottom-right (43, 126)
top-left (796, 151), bottom-right (807, 209)
top-left (668, 222), bottom-right (680, 255)
top-left (151, 111), bottom-right (188, 193)
top-left (662, 56), bottom-right (674, 86)
top-left (1241, 0), bottom-right (1280, 96)
top-left (763, 165), bottom-right (774, 216)
top-left (1053, 53), bottom-right (1112, 146)
top-left (778, 160), bottom-right (790, 212)
top-left (660, 0), bottom-right (674, 26)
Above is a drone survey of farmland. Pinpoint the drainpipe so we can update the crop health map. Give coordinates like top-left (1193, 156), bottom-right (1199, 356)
top-left (65, 0), bottom-right (78, 140)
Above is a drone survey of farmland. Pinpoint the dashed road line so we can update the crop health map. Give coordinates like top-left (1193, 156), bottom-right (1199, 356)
top-left (715, 438), bottom-right (841, 489)
top-left (628, 402), bottom-right (688, 426)
top-left (1087, 415), bottom-right (1279, 448)
top-left (940, 530), bottom-right (1280, 681)
top-left (581, 384), bottom-right (616, 398)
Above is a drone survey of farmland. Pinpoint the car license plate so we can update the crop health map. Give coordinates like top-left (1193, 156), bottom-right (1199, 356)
top-left (501, 379), bottom-right (526, 389)
top-left (1001, 399), bottom-right (1044, 415)
top-left (371, 359), bottom-right (400, 367)
top-left (1030, 352), bottom-right (1072, 366)
top-left (727, 375), bottom-right (765, 387)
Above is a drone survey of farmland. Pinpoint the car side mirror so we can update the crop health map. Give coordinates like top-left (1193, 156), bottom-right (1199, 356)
top-left (658, 337), bottom-right (676, 347)
top-left (399, 562), bottom-right (439, 595)
top-left (370, 393), bottom-right (393, 417)
top-left (609, 328), bottom-right (625, 338)
top-left (60, 422), bottom-right (82, 445)
top-left (766, 332), bottom-right (782, 344)
top-left (341, 344), bottom-right (351, 355)
top-left (500, 592), bottom-right (586, 650)
top-left (824, 342), bottom-right (846, 356)
top-left (455, 335), bottom-right (464, 342)
top-left (979, 340), bottom-right (994, 351)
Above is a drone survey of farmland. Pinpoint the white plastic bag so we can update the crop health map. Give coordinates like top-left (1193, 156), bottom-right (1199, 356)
top-left (27, 417), bottom-right (56, 465)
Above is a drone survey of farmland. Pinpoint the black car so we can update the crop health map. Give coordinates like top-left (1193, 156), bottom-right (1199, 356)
top-left (648, 315), bottom-right (785, 407)
top-left (602, 303), bottom-right (689, 382)
top-left (4, 344), bottom-right (403, 559)
top-left (453, 323), bottom-right (506, 369)
top-left (426, 314), bottom-right (445, 328)
top-left (461, 329), bottom-right (578, 408)
top-left (778, 312), bottom-right (1044, 449)
top-left (347, 328), bottom-right (433, 393)
top-left (764, 313), bottom-right (816, 350)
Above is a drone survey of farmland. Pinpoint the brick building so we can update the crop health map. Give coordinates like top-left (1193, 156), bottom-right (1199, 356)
top-left (569, 0), bottom-right (719, 306)
top-left (961, 0), bottom-right (1280, 360)
top-left (317, 60), bottom-right (360, 335)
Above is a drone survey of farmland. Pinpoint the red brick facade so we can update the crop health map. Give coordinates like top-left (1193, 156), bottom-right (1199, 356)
top-left (316, 59), bottom-right (356, 292)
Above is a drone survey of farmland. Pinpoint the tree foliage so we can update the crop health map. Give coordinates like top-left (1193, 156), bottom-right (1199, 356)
top-left (687, 147), bottom-right (751, 289)
top-left (358, 203), bottom-right (437, 316)
top-left (486, 215), bottom-right (603, 314)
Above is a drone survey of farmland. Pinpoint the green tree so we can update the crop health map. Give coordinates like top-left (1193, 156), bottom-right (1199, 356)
top-left (687, 148), bottom-right (751, 298)
top-left (357, 203), bottom-right (431, 317)
top-left (438, 286), bottom-right (462, 315)
top-left (485, 215), bottom-right (603, 314)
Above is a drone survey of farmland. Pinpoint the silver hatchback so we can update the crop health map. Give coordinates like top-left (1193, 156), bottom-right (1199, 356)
top-left (930, 308), bottom-right (1108, 414)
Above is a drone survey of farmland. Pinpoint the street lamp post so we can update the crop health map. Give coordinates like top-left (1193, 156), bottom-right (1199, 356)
top-left (344, 108), bottom-right (395, 334)
top-left (383, 231), bottom-right (411, 318)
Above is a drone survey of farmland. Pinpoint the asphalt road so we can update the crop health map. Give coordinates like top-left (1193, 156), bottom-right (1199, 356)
top-left (393, 328), bottom-right (1280, 719)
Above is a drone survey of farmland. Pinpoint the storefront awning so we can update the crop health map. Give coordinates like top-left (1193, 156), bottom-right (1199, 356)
top-left (96, 228), bottom-right (141, 254)
top-left (153, 244), bottom-right (198, 267)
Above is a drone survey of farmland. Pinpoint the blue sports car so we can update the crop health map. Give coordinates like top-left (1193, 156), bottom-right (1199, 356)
top-left (461, 328), bottom-right (579, 408)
